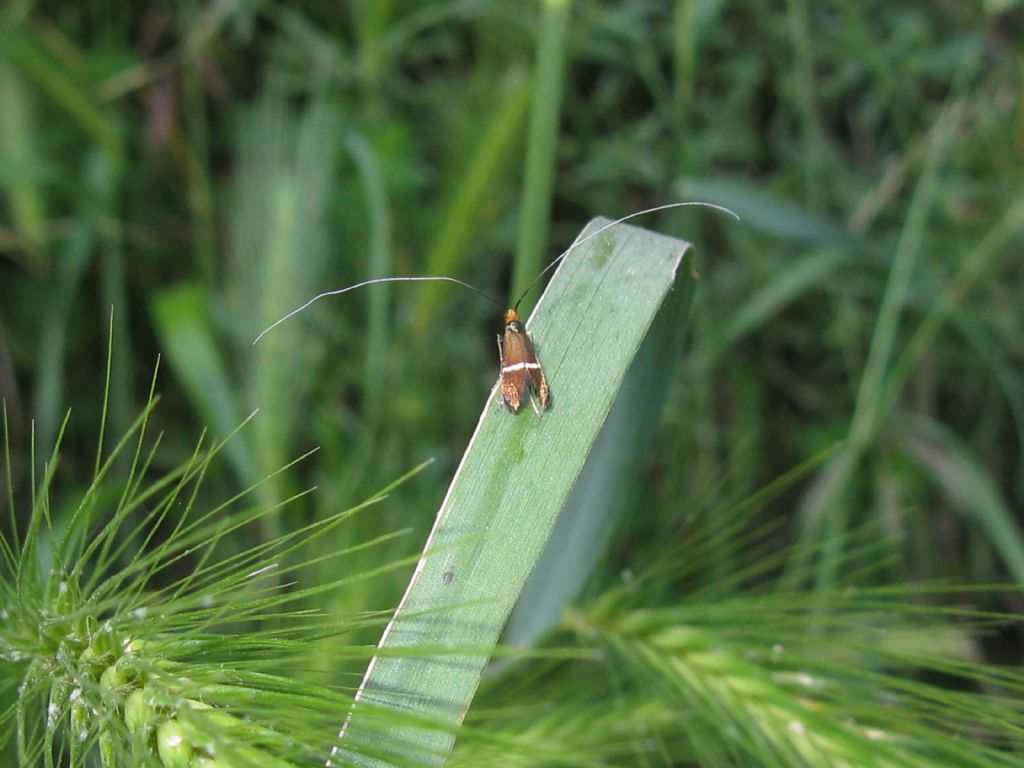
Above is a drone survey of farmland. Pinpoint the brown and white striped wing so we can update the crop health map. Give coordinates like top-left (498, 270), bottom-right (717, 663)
top-left (500, 329), bottom-right (549, 412)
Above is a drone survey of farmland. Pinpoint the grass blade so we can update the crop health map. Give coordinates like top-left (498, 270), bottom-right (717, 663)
top-left (416, 73), bottom-right (531, 325)
top-left (0, 59), bottom-right (46, 265)
top-left (335, 218), bottom-right (691, 766)
top-left (510, 0), bottom-right (571, 314)
top-left (903, 414), bottom-right (1024, 586)
top-left (151, 283), bottom-right (255, 487)
top-left (504, 270), bottom-right (695, 648)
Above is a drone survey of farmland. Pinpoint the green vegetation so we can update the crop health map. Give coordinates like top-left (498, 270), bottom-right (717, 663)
top-left (2, 2), bottom-right (1023, 766)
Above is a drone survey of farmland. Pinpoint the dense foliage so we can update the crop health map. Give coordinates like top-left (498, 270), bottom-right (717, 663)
top-left (1, 2), bottom-right (1023, 766)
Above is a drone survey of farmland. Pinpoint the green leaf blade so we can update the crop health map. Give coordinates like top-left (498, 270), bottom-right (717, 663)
top-left (337, 218), bottom-right (692, 766)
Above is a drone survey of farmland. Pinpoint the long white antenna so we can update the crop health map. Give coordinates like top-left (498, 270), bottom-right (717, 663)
top-left (253, 276), bottom-right (502, 345)
top-left (512, 201), bottom-right (739, 309)
top-left (253, 201), bottom-right (740, 344)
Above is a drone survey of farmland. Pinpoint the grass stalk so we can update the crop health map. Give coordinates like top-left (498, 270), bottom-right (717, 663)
top-left (795, 104), bottom-right (959, 593)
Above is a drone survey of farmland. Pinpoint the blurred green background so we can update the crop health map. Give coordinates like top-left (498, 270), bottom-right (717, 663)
top-left (2, 0), bottom-right (1023, 714)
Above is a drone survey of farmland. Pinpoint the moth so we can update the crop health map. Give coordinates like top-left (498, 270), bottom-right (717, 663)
top-left (254, 203), bottom-right (735, 414)
top-left (498, 307), bottom-right (549, 414)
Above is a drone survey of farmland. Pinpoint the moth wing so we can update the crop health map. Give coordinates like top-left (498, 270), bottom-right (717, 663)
top-left (500, 330), bottom-right (531, 412)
